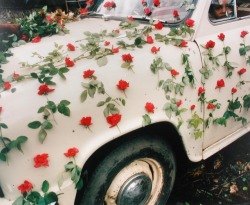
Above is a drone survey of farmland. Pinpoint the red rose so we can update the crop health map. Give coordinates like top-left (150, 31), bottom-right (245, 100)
top-left (122, 54), bottom-right (133, 63)
top-left (154, 21), bottom-right (163, 30)
top-left (104, 41), bottom-right (110, 46)
top-left (198, 87), bottom-right (205, 96)
top-left (67, 43), bottom-right (75, 51)
top-left (190, 104), bottom-right (195, 110)
top-left (106, 113), bottom-right (122, 128)
top-left (83, 69), bottom-right (95, 79)
top-left (170, 69), bottom-right (179, 77)
top-left (18, 180), bottom-right (33, 194)
top-left (176, 99), bottom-right (182, 107)
top-left (240, 30), bottom-right (248, 38)
top-left (65, 57), bottom-right (75, 67)
top-left (151, 46), bottom-right (160, 54)
top-left (128, 16), bottom-right (134, 21)
top-left (112, 46), bottom-right (119, 53)
top-left (218, 33), bottom-right (225, 41)
top-left (38, 84), bottom-right (55, 95)
top-left (238, 68), bottom-right (246, 75)
top-left (80, 8), bottom-right (88, 15)
top-left (3, 82), bottom-right (11, 90)
top-left (13, 72), bottom-right (20, 79)
top-left (33, 153), bottom-right (49, 168)
top-left (173, 10), bottom-right (179, 17)
top-left (144, 7), bottom-right (151, 15)
top-left (145, 102), bottom-right (155, 113)
top-left (215, 79), bottom-right (225, 89)
top-left (80, 116), bottom-right (92, 127)
top-left (117, 80), bottom-right (129, 90)
top-left (64, 147), bottom-right (79, 157)
top-left (147, 36), bottom-right (154, 44)
top-left (31, 36), bottom-right (41, 43)
top-left (207, 103), bottom-right (215, 110)
top-left (86, 0), bottom-right (94, 5)
top-left (231, 87), bottom-right (237, 94)
top-left (206, 40), bottom-right (215, 49)
top-left (179, 40), bottom-right (188, 47)
top-left (104, 1), bottom-right (116, 9)
top-left (21, 34), bottom-right (28, 41)
top-left (153, 0), bottom-right (160, 7)
top-left (186, 18), bottom-right (194, 27)
top-left (45, 16), bottom-right (53, 23)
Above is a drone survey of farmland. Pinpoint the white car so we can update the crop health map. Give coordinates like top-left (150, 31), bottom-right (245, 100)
top-left (1, 0), bottom-right (250, 204)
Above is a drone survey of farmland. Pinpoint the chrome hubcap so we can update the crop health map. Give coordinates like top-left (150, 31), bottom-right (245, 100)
top-left (105, 158), bottom-right (164, 205)
top-left (117, 173), bottom-right (152, 205)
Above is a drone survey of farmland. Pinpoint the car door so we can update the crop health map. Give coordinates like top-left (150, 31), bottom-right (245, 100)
top-left (195, 0), bottom-right (250, 155)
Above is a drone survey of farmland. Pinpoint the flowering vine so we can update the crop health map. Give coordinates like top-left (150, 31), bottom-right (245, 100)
top-left (214, 89), bottom-right (247, 126)
top-left (168, 18), bottom-right (195, 37)
top-left (13, 180), bottom-right (59, 205)
top-left (239, 30), bottom-right (250, 65)
top-left (142, 102), bottom-right (155, 126)
top-left (116, 79), bottom-right (129, 97)
top-left (59, 147), bottom-right (83, 190)
top-left (0, 121), bottom-right (27, 163)
top-left (218, 33), bottom-right (236, 78)
top-left (163, 98), bottom-right (187, 129)
top-left (28, 99), bottom-right (71, 143)
top-left (187, 112), bottom-right (204, 140)
top-left (121, 53), bottom-right (134, 71)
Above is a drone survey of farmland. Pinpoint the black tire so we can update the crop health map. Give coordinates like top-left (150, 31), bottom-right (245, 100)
top-left (79, 134), bottom-right (176, 205)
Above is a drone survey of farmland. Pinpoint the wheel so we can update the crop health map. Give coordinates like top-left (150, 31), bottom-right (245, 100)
top-left (79, 134), bottom-right (176, 205)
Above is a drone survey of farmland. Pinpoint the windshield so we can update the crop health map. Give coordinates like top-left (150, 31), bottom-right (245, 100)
top-left (94, 0), bottom-right (196, 23)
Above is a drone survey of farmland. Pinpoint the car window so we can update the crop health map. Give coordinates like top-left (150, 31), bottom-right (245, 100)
top-left (209, 0), bottom-right (236, 23)
top-left (237, 1), bottom-right (250, 17)
top-left (94, 0), bottom-right (195, 23)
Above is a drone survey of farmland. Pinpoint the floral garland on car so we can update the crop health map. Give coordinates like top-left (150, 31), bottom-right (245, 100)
top-left (0, 4), bottom-right (249, 205)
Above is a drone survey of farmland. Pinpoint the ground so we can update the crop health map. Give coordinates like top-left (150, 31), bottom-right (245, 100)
top-left (168, 132), bottom-right (250, 205)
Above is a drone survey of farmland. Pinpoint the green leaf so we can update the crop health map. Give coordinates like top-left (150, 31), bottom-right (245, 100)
top-left (44, 192), bottom-right (58, 203)
top-left (42, 121), bottom-right (53, 130)
top-left (80, 90), bottom-right (88, 103)
top-left (239, 47), bottom-right (246, 56)
top-left (41, 180), bottom-right (49, 193)
top-left (28, 121), bottom-right (41, 129)
top-left (13, 196), bottom-right (24, 205)
top-left (59, 100), bottom-right (70, 106)
top-left (58, 103), bottom-right (70, 117)
top-left (16, 136), bottom-right (28, 153)
top-left (39, 128), bottom-right (47, 144)
top-left (88, 86), bottom-right (96, 98)
top-left (142, 114), bottom-right (151, 126)
top-left (65, 161), bottom-right (75, 171)
top-left (0, 123), bottom-right (8, 129)
top-left (134, 37), bottom-right (142, 46)
top-left (37, 197), bottom-right (46, 205)
top-left (0, 153), bottom-right (7, 161)
top-left (96, 56), bottom-right (108, 67)
top-left (30, 72), bottom-right (39, 79)
top-left (75, 178), bottom-right (83, 190)
top-left (47, 101), bottom-right (57, 113)
top-left (97, 101), bottom-right (105, 107)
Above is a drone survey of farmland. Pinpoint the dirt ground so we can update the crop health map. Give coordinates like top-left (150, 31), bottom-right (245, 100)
top-left (168, 132), bottom-right (250, 205)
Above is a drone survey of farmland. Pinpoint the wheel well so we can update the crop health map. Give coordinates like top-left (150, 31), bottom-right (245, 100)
top-left (74, 122), bottom-right (188, 204)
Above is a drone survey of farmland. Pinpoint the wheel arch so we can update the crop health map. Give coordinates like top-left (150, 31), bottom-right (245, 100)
top-left (74, 121), bottom-right (188, 204)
